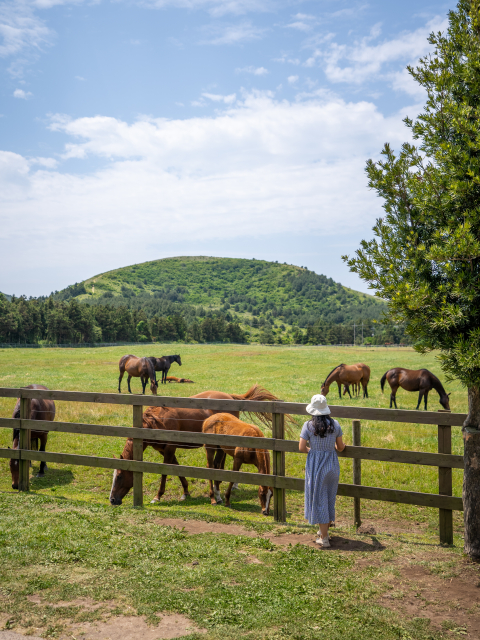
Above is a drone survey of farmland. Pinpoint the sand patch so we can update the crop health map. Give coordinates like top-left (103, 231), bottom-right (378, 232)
top-left (27, 595), bottom-right (116, 610)
top-left (63, 614), bottom-right (205, 639)
top-left (0, 633), bottom-right (44, 640)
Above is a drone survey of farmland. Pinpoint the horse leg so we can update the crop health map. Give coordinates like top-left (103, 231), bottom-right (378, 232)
top-left (205, 446), bottom-right (219, 505)
top-left (416, 390), bottom-right (425, 410)
top-left (424, 390), bottom-right (429, 411)
top-left (212, 448), bottom-right (226, 504)
top-left (390, 386), bottom-right (398, 409)
top-left (141, 376), bottom-right (146, 395)
top-left (127, 375), bottom-right (133, 393)
top-left (118, 370), bottom-right (124, 393)
top-left (225, 455), bottom-right (243, 508)
top-left (36, 435), bottom-right (48, 477)
top-left (169, 454), bottom-right (190, 500)
top-left (337, 382), bottom-right (342, 400)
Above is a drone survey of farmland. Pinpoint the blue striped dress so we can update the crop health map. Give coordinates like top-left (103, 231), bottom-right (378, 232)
top-left (300, 419), bottom-right (343, 525)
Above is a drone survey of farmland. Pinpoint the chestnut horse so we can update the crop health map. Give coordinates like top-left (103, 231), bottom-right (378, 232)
top-left (118, 355), bottom-right (158, 395)
top-left (202, 413), bottom-right (273, 515)
top-left (10, 385), bottom-right (55, 489)
top-left (166, 376), bottom-right (194, 383)
top-left (343, 363), bottom-right (370, 398)
top-left (381, 368), bottom-right (451, 410)
top-left (321, 364), bottom-right (367, 399)
top-left (148, 355), bottom-right (182, 384)
top-left (109, 384), bottom-right (282, 505)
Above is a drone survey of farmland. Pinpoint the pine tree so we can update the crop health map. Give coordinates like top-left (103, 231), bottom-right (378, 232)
top-left (343, 0), bottom-right (480, 558)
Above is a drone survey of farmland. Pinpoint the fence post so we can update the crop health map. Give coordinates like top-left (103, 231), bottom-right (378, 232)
top-left (272, 412), bottom-right (286, 523)
top-left (133, 405), bottom-right (143, 508)
top-left (352, 419), bottom-right (361, 528)
top-left (438, 410), bottom-right (453, 545)
top-left (18, 396), bottom-right (31, 492)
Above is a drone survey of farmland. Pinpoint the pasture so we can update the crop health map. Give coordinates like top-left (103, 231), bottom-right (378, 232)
top-left (0, 344), bottom-right (477, 639)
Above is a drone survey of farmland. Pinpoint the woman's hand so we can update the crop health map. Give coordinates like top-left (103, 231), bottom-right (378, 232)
top-left (299, 438), bottom-right (310, 454)
top-left (335, 436), bottom-right (346, 452)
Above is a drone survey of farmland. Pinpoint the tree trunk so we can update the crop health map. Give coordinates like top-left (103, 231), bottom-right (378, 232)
top-left (463, 385), bottom-right (480, 560)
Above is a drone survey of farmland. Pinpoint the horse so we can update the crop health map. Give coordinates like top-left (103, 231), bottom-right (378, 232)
top-left (118, 355), bottom-right (158, 395)
top-left (202, 413), bottom-right (273, 515)
top-left (10, 385), bottom-right (55, 490)
top-left (148, 355), bottom-right (182, 384)
top-left (109, 384), bottom-right (284, 505)
top-left (166, 376), bottom-right (194, 383)
top-left (321, 364), bottom-right (367, 399)
top-left (381, 368), bottom-right (451, 410)
top-left (343, 363), bottom-right (370, 398)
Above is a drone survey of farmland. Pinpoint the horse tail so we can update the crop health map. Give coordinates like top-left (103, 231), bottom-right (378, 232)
top-left (380, 371), bottom-right (388, 393)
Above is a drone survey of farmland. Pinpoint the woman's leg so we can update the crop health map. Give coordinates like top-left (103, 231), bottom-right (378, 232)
top-left (318, 523), bottom-right (329, 538)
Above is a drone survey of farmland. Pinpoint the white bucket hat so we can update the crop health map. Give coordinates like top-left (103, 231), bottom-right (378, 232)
top-left (306, 394), bottom-right (331, 416)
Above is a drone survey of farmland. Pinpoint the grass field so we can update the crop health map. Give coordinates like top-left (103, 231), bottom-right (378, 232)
top-left (0, 345), bottom-right (474, 639)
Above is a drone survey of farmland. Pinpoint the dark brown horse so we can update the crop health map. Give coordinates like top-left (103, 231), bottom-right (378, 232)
top-left (148, 355), bottom-right (182, 384)
top-left (109, 384), bottom-right (282, 505)
top-left (10, 384), bottom-right (55, 489)
top-left (202, 413), bottom-right (273, 515)
top-left (380, 368), bottom-right (451, 410)
top-left (321, 363), bottom-right (367, 399)
top-left (118, 355), bottom-right (158, 394)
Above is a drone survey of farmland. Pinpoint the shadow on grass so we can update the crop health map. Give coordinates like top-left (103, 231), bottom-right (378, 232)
top-left (30, 467), bottom-right (74, 489)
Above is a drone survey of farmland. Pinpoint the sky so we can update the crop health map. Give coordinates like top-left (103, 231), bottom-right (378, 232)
top-left (0, 0), bottom-right (452, 297)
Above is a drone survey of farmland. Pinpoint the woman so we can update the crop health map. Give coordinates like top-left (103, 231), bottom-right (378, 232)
top-left (299, 394), bottom-right (346, 548)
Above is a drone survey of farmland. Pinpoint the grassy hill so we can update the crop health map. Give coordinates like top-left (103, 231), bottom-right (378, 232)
top-left (54, 256), bottom-right (385, 331)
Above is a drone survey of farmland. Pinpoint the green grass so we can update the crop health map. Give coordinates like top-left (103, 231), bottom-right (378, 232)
top-left (0, 344), bottom-right (466, 529)
top-left (0, 344), bottom-right (470, 638)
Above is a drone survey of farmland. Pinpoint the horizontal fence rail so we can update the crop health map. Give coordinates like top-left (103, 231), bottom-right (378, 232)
top-left (0, 387), bottom-right (466, 542)
top-left (0, 387), bottom-right (467, 426)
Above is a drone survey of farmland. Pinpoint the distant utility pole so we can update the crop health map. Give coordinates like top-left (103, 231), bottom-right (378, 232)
top-left (354, 322), bottom-right (356, 345)
top-left (362, 322), bottom-right (364, 344)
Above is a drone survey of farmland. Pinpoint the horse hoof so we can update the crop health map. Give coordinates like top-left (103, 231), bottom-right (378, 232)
top-left (179, 494), bottom-right (190, 501)
top-left (35, 473), bottom-right (45, 478)
top-left (215, 499), bottom-right (223, 505)
top-left (231, 483), bottom-right (239, 491)
top-left (150, 498), bottom-right (160, 504)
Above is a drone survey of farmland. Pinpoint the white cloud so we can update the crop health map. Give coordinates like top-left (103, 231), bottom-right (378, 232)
top-left (236, 65), bottom-right (269, 75)
top-left (0, 1), bottom-right (52, 75)
top-left (200, 21), bottom-right (267, 45)
top-left (0, 90), bottom-right (413, 283)
top-left (287, 75), bottom-right (298, 84)
top-left (286, 13), bottom-right (318, 32)
top-left (138, 0), bottom-right (273, 17)
top-left (306, 17), bottom-right (447, 87)
top-left (13, 88), bottom-right (32, 99)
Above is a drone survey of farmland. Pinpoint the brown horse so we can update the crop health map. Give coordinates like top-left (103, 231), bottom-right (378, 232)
top-left (10, 385), bottom-right (55, 489)
top-left (202, 413), bottom-right (273, 515)
top-left (166, 376), bottom-right (194, 383)
top-left (118, 355), bottom-right (158, 395)
top-left (321, 364), bottom-right (367, 399)
top-left (381, 368), bottom-right (451, 410)
top-left (109, 384), bottom-right (282, 505)
top-left (343, 363), bottom-right (370, 398)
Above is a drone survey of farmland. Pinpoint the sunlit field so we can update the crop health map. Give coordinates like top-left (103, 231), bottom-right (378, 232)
top-left (0, 344), bottom-right (467, 537)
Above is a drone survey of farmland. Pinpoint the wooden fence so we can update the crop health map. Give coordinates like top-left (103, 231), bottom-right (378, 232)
top-left (0, 387), bottom-right (466, 544)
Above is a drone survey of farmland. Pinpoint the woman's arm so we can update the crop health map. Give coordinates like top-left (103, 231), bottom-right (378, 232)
top-left (299, 437), bottom-right (310, 454)
top-left (335, 436), bottom-right (346, 452)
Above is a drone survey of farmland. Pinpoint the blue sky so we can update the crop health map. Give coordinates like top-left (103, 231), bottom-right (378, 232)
top-left (1, 0), bottom-right (451, 297)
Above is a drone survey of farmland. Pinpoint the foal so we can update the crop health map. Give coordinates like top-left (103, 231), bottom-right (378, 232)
top-left (202, 413), bottom-right (273, 515)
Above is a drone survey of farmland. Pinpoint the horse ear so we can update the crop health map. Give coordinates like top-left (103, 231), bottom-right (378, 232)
top-left (120, 454), bottom-right (123, 460)
top-left (448, 393), bottom-right (451, 396)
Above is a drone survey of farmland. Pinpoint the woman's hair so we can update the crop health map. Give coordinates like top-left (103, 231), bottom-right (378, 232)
top-left (308, 414), bottom-right (335, 438)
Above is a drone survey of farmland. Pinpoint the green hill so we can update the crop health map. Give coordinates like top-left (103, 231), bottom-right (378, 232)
top-left (54, 256), bottom-right (384, 329)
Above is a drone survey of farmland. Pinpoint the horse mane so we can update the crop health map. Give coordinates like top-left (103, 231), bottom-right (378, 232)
top-left (323, 364), bottom-right (344, 385)
top-left (229, 384), bottom-right (295, 434)
top-left (428, 371), bottom-right (448, 397)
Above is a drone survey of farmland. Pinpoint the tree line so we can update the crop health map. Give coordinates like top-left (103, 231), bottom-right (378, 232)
top-left (0, 295), bottom-right (247, 344)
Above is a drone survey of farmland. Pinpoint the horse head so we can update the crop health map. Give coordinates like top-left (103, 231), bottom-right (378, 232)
top-left (175, 355), bottom-right (182, 366)
top-left (109, 455), bottom-right (133, 505)
top-left (259, 485), bottom-right (273, 516)
top-left (320, 383), bottom-right (329, 396)
top-left (440, 392), bottom-right (451, 411)
top-left (9, 454), bottom-right (19, 490)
